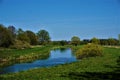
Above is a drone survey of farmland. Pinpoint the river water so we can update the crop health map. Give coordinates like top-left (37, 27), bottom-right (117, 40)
top-left (1, 48), bottom-right (77, 74)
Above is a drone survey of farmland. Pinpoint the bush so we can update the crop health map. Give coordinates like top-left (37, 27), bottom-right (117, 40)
top-left (76, 43), bottom-right (103, 59)
top-left (10, 40), bottom-right (31, 49)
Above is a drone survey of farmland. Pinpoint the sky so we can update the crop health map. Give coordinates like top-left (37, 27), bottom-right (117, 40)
top-left (0, 0), bottom-right (120, 40)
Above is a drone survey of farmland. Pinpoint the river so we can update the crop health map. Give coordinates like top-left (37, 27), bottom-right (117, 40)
top-left (1, 48), bottom-right (77, 74)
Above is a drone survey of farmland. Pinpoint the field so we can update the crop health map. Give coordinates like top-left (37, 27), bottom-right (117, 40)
top-left (0, 46), bottom-right (120, 80)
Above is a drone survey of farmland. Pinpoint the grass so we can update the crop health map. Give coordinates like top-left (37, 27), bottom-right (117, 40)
top-left (0, 46), bottom-right (52, 67)
top-left (0, 45), bottom-right (70, 67)
top-left (0, 46), bottom-right (120, 80)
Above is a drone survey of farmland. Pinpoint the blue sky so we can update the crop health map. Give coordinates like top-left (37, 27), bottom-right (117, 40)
top-left (0, 0), bottom-right (120, 40)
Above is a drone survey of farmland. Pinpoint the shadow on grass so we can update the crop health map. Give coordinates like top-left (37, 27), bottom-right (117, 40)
top-left (61, 56), bottom-right (120, 80)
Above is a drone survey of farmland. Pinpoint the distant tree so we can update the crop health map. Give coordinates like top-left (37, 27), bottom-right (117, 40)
top-left (17, 28), bottom-right (30, 43)
top-left (0, 24), bottom-right (13, 47)
top-left (81, 39), bottom-right (90, 45)
top-left (119, 34), bottom-right (120, 45)
top-left (100, 39), bottom-right (108, 45)
top-left (25, 30), bottom-right (38, 45)
top-left (37, 30), bottom-right (51, 45)
top-left (108, 38), bottom-right (118, 45)
top-left (51, 41), bottom-right (60, 45)
top-left (60, 40), bottom-right (67, 46)
top-left (17, 28), bottom-right (24, 34)
top-left (8, 25), bottom-right (16, 38)
top-left (91, 37), bottom-right (100, 44)
top-left (71, 36), bottom-right (80, 46)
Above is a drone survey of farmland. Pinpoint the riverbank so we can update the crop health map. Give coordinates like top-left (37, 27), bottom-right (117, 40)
top-left (0, 45), bottom-right (71, 67)
top-left (0, 46), bottom-right (52, 67)
top-left (1, 47), bottom-right (120, 80)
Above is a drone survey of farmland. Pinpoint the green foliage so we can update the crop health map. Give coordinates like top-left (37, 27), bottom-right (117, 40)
top-left (8, 25), bottom-right (16, 39)
top-left (25, 30), bottom-right (38, 45)
top-left (51, 41), bottom-right (61, 45)
top-left (76, 44), bottom-right (103, 59)
top-left (100, 39), bottom-right (109, 45)
top-left (71, 36), bottom-right (80, 46)
top-left (91, 37), bottom-right (100, 44)
top-left (119, 34), bottom-right (120, 45)
top-left (0, 24), bottom-right (13, 47)
top-left (60, 40), bottom-right (67, 46)
top-left (10, 40), bottom-right (31, 49)
top-left (37, 30), bottom-right (51, 45)
top-left (51, 41), bottom-right (69, 46)
top-left (17, 28), bottom-right (30, 43)
top-left (108, 38), bottom-right (118, 45)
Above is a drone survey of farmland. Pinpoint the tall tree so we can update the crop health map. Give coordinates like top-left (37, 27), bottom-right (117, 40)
top-left (71, 36), bottom-right (80, 46)
top-left (0, 24), bottom-right (13, 47)
top-left (37, 30), bottom-right (50, 45)
top-left (25, 30), bottom-right (38, 45)
top-left (17, 28), bottom-right (30, 43)
top-left (8, 25), bottom-right (16, 39)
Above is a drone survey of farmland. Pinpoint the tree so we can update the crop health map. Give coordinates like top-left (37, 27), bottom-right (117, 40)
top-left (81, 39), bottom-right (90, 45)
top-left (8, 25), bottom-right (16, 38)
top-left (60, 40), bottom-right (67, 46)
top-left (100, 39), bottom-right (108, 45)
top-left (71, 36), bottom-right (80, 46)
top-left (119, 34), bottom-right (120, 45)
top-left (0, 24), bottom-right (13, 47)
top-left (37, 30), bottom-right (51, 45)
top-left (108, 38), bottom-right (118, 45)
top-left (91, 37), bottom-right (100, 44)
top-left (17, 28), bottom-right (30, 43)
top-left (17, 28), bottom-right (24, 34)
top-left (25, 30), bottom-right (38, 45)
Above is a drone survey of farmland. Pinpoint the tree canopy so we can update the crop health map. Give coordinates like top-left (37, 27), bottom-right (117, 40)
top-left (91, 37), bottom-right (100, 44)
top-left (17, 28), bottom-right (30, 43)
top-left (0, 24), bottom-right (13, 47)
top-left (108, 38), bottom-right (118, 45)
top-left (37, 30), bottom-right (51, 45)
top-left (119, 34), bottom-right (120, 45)
top-left (25, 30), bottom-right (38, 45)
top-left (71, 36), bottom-right (80, 46)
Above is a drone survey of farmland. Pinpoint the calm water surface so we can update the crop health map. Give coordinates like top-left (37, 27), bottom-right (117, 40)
top-left (1, 48), bottom-right (77, 74)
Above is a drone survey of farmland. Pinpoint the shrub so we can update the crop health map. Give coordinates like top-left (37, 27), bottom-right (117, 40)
top-left (10, 40), bottom-right (31, 49)
top-left (76, 43), bottom-right (103, 59)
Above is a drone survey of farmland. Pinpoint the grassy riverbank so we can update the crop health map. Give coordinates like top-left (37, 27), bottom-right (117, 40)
top-left (0, 46), bottom-right (52, 67)
top-left (0, 45), bottom-right (70, 67)
top-left (0, 47), bottom-right (120, 80)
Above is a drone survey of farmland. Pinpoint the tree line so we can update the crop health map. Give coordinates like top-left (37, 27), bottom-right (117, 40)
top-left (0, 24), bottom-right (120, 48)
top-left (51, 37), bottom-right (119, 46)
top-left (0, 24), bottom-right (50, 48)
